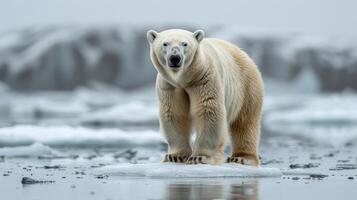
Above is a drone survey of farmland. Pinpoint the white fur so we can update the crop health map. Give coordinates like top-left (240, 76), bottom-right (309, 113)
top-left (147, 29), bottom-right (264, 166)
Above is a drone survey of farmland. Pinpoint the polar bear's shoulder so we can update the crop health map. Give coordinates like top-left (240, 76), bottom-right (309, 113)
top-left (201, 38), bottom-right (245, 57)
top-left (201, 38), bottom-right (252, 67)
top-left (203, 38), bottom-right (240, 50)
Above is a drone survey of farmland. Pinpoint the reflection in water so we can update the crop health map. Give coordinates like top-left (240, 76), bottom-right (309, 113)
top-left (229, 181), bottom-right (259, 200)
top-left (164, 180), bottom-right (259, 200)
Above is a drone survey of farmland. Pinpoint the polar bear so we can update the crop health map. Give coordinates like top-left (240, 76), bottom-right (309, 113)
top-left (147, 29), bottom-right (264, 166)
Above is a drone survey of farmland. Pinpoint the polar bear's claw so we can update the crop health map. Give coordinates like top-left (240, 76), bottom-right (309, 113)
top-left (162, 154), bottom-right (189, 163)
top-left (226, 156), bottom-right (257, 166)
top-left (186, 156), bottom-right (209, 164)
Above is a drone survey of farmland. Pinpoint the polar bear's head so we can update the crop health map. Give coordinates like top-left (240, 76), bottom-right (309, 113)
top-left (147, 29), bottom-right (204, 71)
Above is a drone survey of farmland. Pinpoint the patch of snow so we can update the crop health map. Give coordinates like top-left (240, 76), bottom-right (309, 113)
top-left (11, 97), bottom-right (89, 118)
top-left (9, 28), bottom-right (76, 75)
top-left (0, 86), bottom-right (158, 127)
top-left (290, 67), bottom-right (320, 93)
top-left (0, 32), bottom-right (21, 50)
top-left (97, 163), bottom-right (282, 178)
top-left (0, 125), bottom-right (163, 148)
top-left (264, 94), bottom-right (357, 146)
top-left (80, 101), bottom-right (159, 127)
top-left (79, 44), bottom-right (103, 68)
top-left (0, 143), bottom-right (61, 157)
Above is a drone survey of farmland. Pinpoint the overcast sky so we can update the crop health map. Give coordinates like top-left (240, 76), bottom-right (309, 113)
top-left (0, 0), bottom-right (355, 36)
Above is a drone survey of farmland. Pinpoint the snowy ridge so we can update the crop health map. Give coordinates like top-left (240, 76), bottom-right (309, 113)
top-left (214, 27), bottom-right (357, 92)
top-left (0, 26), bottom-right (156, 90)
top-left (97, 163), bottom-right (282, 178)
top-left (0, 125), bottom-right (163, 147)
top-left (0, 86), bottom-right (159, 127)
top-left (1, 89), bottom-right (357, 147)
top-left (0, 143), bottom-right (61, 157)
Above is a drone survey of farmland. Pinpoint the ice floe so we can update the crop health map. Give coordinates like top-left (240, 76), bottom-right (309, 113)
top-left (97, 163), bottom-right (282, 178)
top-left (0, 125), bottom-right (163, 147)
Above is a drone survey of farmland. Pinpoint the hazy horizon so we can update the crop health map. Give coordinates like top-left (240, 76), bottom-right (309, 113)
top-left (0, 0), bottom-right (356, 36)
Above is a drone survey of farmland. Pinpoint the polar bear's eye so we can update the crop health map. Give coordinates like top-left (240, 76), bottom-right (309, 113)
top-left (163, 42), bottom-right (169, 47)
top-left (182, 42), bottom-right (188, 47)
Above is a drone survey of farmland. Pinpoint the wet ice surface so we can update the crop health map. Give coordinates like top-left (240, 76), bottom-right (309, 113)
top-left (0, 87), bottom-right (357, 200)
top-left (98, 163), bottom-right (282, 178)
top-left (1, 141), bottom-right (357, 200)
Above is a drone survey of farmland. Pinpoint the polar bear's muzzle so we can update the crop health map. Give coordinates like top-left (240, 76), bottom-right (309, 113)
top-left (168, 54), bottom-right (182, 68)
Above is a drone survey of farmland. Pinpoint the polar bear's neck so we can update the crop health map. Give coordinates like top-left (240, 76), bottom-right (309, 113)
top-left (170, 45), bottom-right (210, 88)
top-left (152, 44), bottom-right (209, 88)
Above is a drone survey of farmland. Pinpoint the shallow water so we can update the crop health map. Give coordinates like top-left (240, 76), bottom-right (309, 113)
top-left (1, 138), bottom-right (356, 200)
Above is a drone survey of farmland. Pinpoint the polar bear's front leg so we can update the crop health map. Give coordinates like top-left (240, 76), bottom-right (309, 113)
top-left (158, 87), bottom-right (192, 163)
top-left (186, 84), bottom-right (228, 165)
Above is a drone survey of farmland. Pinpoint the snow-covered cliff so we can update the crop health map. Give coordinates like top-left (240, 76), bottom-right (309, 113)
top-left (0, 26), bottom-right (356, 92)
top-left (0, 26), bottom-right (155, 90)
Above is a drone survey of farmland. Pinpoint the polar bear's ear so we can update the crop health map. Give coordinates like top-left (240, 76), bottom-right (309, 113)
top-left (147, 30), bottom-right (158, 44)
top-left (193, 30), bottom-right (205, 42)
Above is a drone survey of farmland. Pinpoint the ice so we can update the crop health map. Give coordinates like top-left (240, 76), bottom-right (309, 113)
top-left (11, 97), bottom-right (89, 118)
top-left (80, 101), bottom-right (159, 127)
top-left (0, 143), bottom-right (61, 157)
top-left (0, 125), bottom-right (163, 148)
top-left (264, 94), bottom-right (357, 146)
top-left (97, 163), bottom-right (282, 178)
top-left (1, 87), bottom-right (357, 147)
top-left (0, 85), bottom-right (158, 127)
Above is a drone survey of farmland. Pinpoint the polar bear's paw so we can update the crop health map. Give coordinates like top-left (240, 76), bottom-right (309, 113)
top-left (186, 155), bottom-right (210, 164)
top-left (162, 154), bottom-right (189, 163)
top-left (226, 156), bottom-right (259, 166)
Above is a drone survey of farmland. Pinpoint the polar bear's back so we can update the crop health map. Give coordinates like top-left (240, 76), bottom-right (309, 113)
top-left (203, 38), bottom-right (258, 73)
top-left (201, 38), bottom-right (264, 123)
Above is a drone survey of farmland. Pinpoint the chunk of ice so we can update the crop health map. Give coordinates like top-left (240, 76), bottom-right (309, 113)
top-left (97, 163), bottom-right (282, 178)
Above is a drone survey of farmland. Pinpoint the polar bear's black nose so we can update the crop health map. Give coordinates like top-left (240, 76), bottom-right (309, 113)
top-left (168, 55), bottom-right (182, 68)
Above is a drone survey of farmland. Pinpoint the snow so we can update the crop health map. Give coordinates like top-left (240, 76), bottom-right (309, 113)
top-left (0, 26), bottom-right (157, 90)
top-left (80, 101), bottom-right (159, 127)
top-left (1, 87), bottom-right (357, 147)
top-left (0, 125), bottom-right (163, 148)
top-left (0, 32), bottom-right (21, 50)
top-left (1, 25), bottom-right (357, 91)
top-left (97, 163), bottom-right (282, 178)
top-left (11, 97), bottom-right (89, 118)
top-left (264, 94), bottom-right (357, 146)
top-left (0, 143), bottom-right (61, 157)
top-left (10, 28), bottom-right (76, 75)
top-left (214, 27), bottom-right (357, 92)
top-left (0, 86), bottom-right (158, 127)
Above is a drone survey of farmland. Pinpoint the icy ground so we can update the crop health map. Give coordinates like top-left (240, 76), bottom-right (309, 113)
top-left (1, 137), bottom-right (356, 200)
top-left (0, 85), bottom-right (357, 199)
top-left (0, 83), bottom-right (357, 147)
